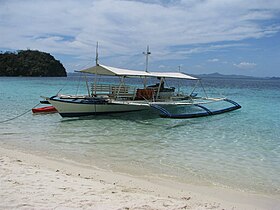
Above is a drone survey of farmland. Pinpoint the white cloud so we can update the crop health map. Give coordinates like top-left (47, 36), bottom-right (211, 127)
top-left (234, 62), bottom-right (257, 69)
top-left (208, 58), bottom-right (219, 62)
top-left (0, 0), bottom-right (279, 70)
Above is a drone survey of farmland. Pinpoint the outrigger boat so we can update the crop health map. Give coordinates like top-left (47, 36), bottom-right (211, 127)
top-left (46, 47), bottom-right (241, 118)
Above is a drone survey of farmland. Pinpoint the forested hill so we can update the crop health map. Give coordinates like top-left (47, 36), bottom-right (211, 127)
top-left (0, 50), bottom-right (67, 77)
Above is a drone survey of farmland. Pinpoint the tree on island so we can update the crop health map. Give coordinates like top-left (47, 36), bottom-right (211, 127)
top-left (0, 50), bottom-right (67, 77)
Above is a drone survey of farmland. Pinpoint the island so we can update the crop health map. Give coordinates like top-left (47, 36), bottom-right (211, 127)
top-left (0, 50), bottom-right (67, 77)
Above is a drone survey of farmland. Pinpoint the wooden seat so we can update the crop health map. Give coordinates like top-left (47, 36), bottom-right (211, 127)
top-left (135, 89), bottom-right (155, 100)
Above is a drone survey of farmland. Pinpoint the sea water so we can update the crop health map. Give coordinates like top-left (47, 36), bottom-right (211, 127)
top-left (0, 76), bottom-right (279, 196)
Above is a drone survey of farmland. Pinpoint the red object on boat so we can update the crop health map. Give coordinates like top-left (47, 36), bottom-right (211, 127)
top-left (32, 106), bottom-right (57, 114)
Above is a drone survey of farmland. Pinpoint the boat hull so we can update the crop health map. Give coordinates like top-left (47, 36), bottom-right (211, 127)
top-left (48, 98), bottom-right (148, 117)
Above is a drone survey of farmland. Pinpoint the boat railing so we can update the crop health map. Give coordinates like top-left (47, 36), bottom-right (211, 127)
top-left (112, 85), bottom-right (137, 100)
top-left (91, 84), bottom-right (179, 101)
top-left (91, 84), bottom-right (137, 99)
top-left (91, 84), bottom-right (111, 95)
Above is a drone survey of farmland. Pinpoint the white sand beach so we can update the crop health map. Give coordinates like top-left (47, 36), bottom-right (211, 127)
top-left (0, 146), bottom-right (279, 210)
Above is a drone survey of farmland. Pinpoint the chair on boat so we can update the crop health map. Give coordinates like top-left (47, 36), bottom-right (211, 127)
top-left (135, 89), bottom-right (155, 100)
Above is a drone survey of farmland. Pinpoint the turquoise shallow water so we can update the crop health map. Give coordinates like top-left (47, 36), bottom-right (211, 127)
top-left (0, 76), bottom-right (280, 196)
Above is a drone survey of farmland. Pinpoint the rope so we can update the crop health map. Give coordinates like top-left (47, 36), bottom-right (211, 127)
top-left (0, 102), bottom-right (41, 123)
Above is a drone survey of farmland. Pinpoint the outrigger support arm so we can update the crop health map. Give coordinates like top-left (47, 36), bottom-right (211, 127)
top-left (150, 98), bottom-right (241, 119)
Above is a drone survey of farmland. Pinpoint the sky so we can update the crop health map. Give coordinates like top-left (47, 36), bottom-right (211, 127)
top-left (0, 0), bottom-right (280, 77)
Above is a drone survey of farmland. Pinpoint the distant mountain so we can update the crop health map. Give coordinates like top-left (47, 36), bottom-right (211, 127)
top-left (269, 76), bottom-right (280, 80)
top-left (199, 73), bottom-right (280, 80)
top-left (67, 72), bottom-right (81, 76)
top-left (0, 50), bottom-right (67, 77)
top-left (194, 72), bottom-right (257, 79)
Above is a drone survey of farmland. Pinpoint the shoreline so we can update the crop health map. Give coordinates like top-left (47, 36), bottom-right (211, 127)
top-left (1, 146), bottom-right (279, 209)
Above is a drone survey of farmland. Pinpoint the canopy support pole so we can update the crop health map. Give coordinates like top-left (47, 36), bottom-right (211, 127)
top-left (84, 75), bottom-right (91, 97)
top-left (116, 76), bottom-right (125, 98)
top-left (155, 77), bottom-right (164, 100)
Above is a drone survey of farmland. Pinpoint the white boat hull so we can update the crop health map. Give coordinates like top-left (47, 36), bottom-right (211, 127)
top-left (48, 98), bottom-right (148, 117)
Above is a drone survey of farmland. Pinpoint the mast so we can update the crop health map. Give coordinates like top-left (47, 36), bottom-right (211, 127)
top-left (143, 45), bottom-right (151, 88)
top-left (94, 42), bottom-right (99, 96)
top-left (143, 45), bottom-right (151, 72)
top-left (95, 41), bottom-right (99, 66)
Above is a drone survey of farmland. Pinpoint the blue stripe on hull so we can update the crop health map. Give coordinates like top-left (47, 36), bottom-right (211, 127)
top-left (50, 97), bottom-right (108, 104)
top-left (60, 109), bottom-right (144, 117)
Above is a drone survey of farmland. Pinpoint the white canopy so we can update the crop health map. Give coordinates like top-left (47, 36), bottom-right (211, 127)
top-left (80, 64), bottom-right (150, 77)
top-left (79, 64), bottom-right (198, 80)
top-left (150, 72), bottom-right (197, 80)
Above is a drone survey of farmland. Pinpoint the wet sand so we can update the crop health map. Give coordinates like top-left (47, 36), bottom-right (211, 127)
top-left (0, 146), bottom-right (279, 210)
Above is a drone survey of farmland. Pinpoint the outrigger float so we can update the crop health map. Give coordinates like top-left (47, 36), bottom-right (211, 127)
top-left (45, 47), bottom-right (241, 119)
